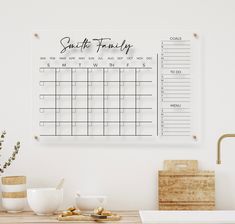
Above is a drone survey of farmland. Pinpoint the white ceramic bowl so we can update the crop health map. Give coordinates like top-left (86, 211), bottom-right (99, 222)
top-left (75, 195), bottom-right (107, 210)
top-left (27, 188), bottom-right (63, 215)
top-left (2, 198), bottom-right (26, 213)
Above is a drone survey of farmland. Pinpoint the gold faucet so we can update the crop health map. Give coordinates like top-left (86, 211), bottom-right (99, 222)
top-left (217, 134), bottom-right (235, 164)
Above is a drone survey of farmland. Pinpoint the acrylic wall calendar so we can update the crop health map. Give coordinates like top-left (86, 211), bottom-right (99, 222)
top-left (32, 30), bottom-right (201, 144)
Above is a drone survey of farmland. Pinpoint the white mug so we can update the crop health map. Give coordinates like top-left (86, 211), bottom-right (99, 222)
top-left (1, 176), bottom-right (26, 213)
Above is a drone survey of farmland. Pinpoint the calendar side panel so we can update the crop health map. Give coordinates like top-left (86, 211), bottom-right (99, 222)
top-left (157, 31), bottom-right (201, 145)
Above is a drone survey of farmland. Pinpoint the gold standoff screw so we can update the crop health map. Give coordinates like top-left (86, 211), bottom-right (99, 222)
top-left (193, 33), bottom-right (199, 39)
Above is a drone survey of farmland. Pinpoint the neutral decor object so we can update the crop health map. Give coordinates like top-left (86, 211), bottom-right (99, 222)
top-left (58, 206), bottom-right (120, 221)
top-left (27, 188), bottom-right (63, 215)
top-left (1, 176), bottom-right (26, 213)
top-left (158, 160), bottom-right (215, 210)
top-left (58, 213), bottom-right (120, 221)
top-left (140, 210), bottom-right (235, 224)
top-left (32, 30), bottom-right (201, 145)
top-left (56, 178), bottom-right (64, 190)
top-left (75, 194), bottom-right (107, 210)
top-left (0, 131), bottom-right (20, 174)
top-left (0, 211), bottom-right (135, 224)
top-left (216, 133), bottom-right (235, 164)
top-left (3, 210), bottom-right (235, 224)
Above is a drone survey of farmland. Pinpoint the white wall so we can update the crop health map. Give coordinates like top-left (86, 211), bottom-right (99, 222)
top-left (0, 0), bottom-right (235, 210)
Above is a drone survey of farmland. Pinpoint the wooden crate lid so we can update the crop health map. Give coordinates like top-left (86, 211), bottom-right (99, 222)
top-left (163, 160), bottom-right (198, 171)
top-left (159, 170), bottom-right (215, 176)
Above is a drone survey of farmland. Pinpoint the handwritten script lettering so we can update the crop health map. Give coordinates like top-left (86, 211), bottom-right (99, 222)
top-left (60, 37), bottom-right (91, 53)
top-left (60, 37), bottom-right (133, 54)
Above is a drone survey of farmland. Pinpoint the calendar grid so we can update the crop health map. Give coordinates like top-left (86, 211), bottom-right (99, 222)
top-left (54, 69), bottom-right (57, 136)
top-left (70, 68), bottom-right (73, 136)
top-left (86, 68), bottom-right (89, 136)
top-left (119, 68), bottom-right (121, 136)
top-left (134, 68), bottom-right (137, 136)
top-left (39, 66), bottom-right (153, 137)
top-left (103, 68), bottom-right (105, 136)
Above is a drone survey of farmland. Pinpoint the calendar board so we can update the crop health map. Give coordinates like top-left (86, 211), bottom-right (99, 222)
top-left (32, 30), bottom-right (201, 144)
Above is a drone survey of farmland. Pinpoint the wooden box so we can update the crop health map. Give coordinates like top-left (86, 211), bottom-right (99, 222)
top-left (158, 160), bottom-right (215, 210)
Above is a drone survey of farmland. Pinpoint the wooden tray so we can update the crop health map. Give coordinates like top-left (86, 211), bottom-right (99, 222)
top-left (58, 214), bottom-right (121, 222)
top-left (158, 160), bottom-right (215, 210)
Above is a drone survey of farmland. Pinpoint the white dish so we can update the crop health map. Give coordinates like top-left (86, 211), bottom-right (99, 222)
top-left (2, 198), bottom-right (26, 213)
top-left (27, 188), bottom-right (63, 216)
top-left (139, 210), bottom-right (235, 224)
top-left (75, 195), bottom-right (107, 210)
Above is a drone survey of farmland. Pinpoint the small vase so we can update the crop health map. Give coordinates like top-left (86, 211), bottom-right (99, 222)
top-left (1, 176), bottom-right (26, 213)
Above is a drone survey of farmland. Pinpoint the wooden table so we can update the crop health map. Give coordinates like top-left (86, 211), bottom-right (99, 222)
top-left (0, 211), bottom-right (141, 224)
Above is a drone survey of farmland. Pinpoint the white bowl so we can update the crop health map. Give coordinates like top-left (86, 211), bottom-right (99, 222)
top-left (27, 188), bottom-right (63, 215)
top-left (2, 198), bottom-right (26, 213)
top-left (75, 195), bottom-right (107, 210)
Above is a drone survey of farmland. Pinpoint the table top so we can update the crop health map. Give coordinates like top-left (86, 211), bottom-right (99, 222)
top-left (0, 211), bottom-right (141, 224)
